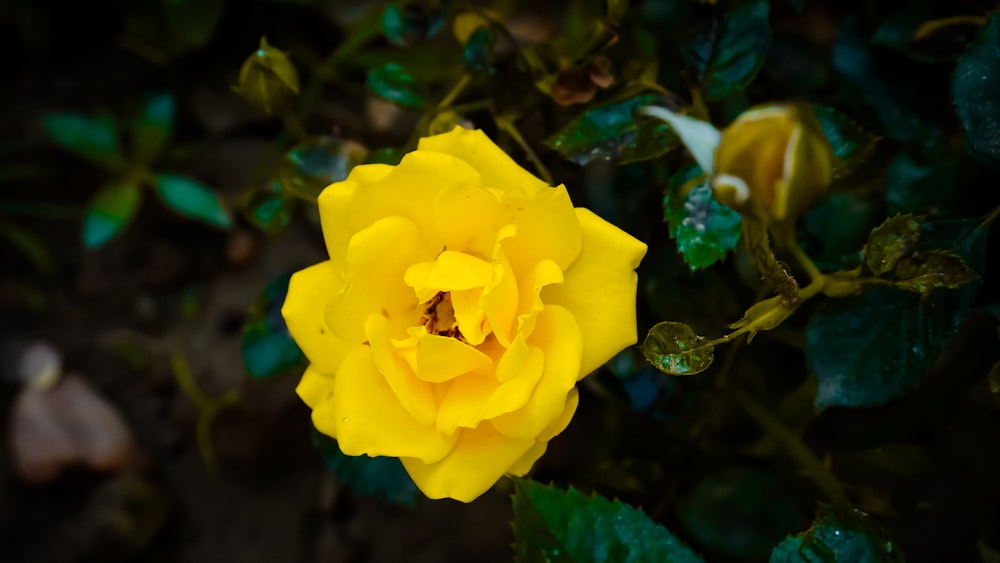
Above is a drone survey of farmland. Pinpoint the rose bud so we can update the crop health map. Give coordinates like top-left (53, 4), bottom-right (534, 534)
top-left (711, 103), bottom-right (833, 223)
top-left (232, 37), bottom-right (300, 116)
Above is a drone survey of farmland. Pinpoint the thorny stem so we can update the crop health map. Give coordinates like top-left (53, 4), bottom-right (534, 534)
top-left (726, 384), bottom-right (851, 505)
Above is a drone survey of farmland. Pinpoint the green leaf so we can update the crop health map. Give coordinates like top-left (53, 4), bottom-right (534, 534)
top-left (953, 14), bottom-right (1000, 169)
top-left (244, 180), bottom-right (295, 236)
top-left (833, 19), bottom-right (944, 142)
top-left (683, 0), bottom-right (772, 101)
top-left (807, 216), bottom-right (989, 409)
top-left (132, 92), bottom-right (175, 164)
top-left (802, 191), bottom-right (880, 272)
top-left (312, 427), bottom-right (418, 505)
top-left (884, 149), bottom-right (955, 217)
top-left (277, 136), bottom-right (368, 201)
top-left (642, 321), bottom-right (714, 376)
top-left (893, 249), bottom-right (979, 294)
top-left (464, 26), bottom-right (497, 74)
top-left (862, 214), bottom-right (924, 276)
top-left (43, 112), bottom-right (124, 169)
top-left (512, 479), bottom-right (704, 563)
top-left (381, 2), bottom-right (445, 47)
top-left (770, 505), bottom-right (903, 562)
top-left (545, 95), bottom-right (680, 166)
top-left (82, 182), bottom-right (142, 249)
top-left (242, 273), bottom-right (305, 379)
top-left (663, 164), bottom-right (742, 270)
top-left (679, 468), bottom-right (801, 560)
top-left (811, 105), bottom-right (879, 178)
top-left (366, 62), bottom-right (425, 108)
top-left (154, 173), bottom-right (233, 229)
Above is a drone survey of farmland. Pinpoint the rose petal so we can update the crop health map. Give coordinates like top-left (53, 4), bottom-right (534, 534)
top-left (295, 364), bottom-right (334, 409)
top-left (541, 209), bottom-right (646, 377)
top-left (514, 258), bottom-right (564, 338)
top-left (282, 260), bottom-right (353, 375)
top-left (506, 388), bottom-right (580, 476)
top-left (366, 314), bottom-right (436, 425)
top-left (434, 337), bottom-right (544, 435)
top-left (349, 151), bottom-right (484, 247)
top-left (481, 254), bottom-right (518, 347)
top-left (491, 305), bottom-right (582, 439)
top-left (498, 185), bottom-right (582, 275)
top-left (314, 348), bottom-right (455, 464)
top-left (326, 216), bottom-right (433, 343)
top-left (417, 127), bottom-right (550, 197)
top-left (401, 421), bottom-right (535, 502)
top-left (414, 332), bottom-right (493, 383)
top-left (404, 251), bottom-right (493, 294)
top-left (433, 181), bottom-right (505, 259)
top-left (318, 163), bottom-right (393, 266)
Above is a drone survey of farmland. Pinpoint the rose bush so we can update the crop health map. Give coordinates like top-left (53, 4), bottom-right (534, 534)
top-left (282, 126), bottom-right (646, 502)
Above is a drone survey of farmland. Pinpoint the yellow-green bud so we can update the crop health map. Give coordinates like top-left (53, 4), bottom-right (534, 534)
top-left (711, 103), bottom-right (833, 224)
top-left (233, 37), bottom-right (300, 116)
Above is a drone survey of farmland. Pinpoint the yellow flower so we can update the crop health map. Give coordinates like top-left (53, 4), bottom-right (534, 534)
top-left (282, 127), bottom-right (646, 502)
top-left (711, 103), bottom-right (833, 223)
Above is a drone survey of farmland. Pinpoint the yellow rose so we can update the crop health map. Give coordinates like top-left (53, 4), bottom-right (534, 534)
top-left (711, 103), bottom-right (833, 223)
top-left (282, 127), bottom-right (646, 502)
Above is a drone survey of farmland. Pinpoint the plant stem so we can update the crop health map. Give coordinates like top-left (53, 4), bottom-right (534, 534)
top-left (726, 384), bottom-right (851, 505)
top-left (437, 74), bottom-right (472, 111)
top-left (495, 118), bottom-right (554, 185)
top-left (170, 352), bottom-right (241, 474)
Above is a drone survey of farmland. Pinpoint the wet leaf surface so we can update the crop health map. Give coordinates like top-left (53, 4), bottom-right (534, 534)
top-left (513, 479), bottom-right (704, 563)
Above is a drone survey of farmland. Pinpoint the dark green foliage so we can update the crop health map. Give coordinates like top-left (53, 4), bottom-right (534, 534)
top-left (811, 105), bottom-right (879, 178)
top-left (802, 191), bottom-right (880, 272)
top-left (679, 469), bottom-right (802, 560)
top-left (312, 428), bottom-right (418, 505)
top-left (770, 505), bottom-right (903, 563)
top-left (807, 217), bottom-right (989, 408)
top-left (512, 480), bottom-right (704, 563)
top-left (662, 164), bottom-right (742, 270)
top-left (953, 15), bottom-right (1000, 169)
top-left (544, 94), bottom-right (679, 165)
top-left (683, 0), bottom-right (772, 101)
top-left (381, 2), bottom-right (446, 47)
top-left (241, 273), bottom-right (305, 379)
top-left (366, 62), bottom-right (425, 108)
top-left (463, 26), bottom-right (497, 74)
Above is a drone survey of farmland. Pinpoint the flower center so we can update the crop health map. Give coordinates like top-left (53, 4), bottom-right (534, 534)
top-left (419, 291), bottom-right (465, 341)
